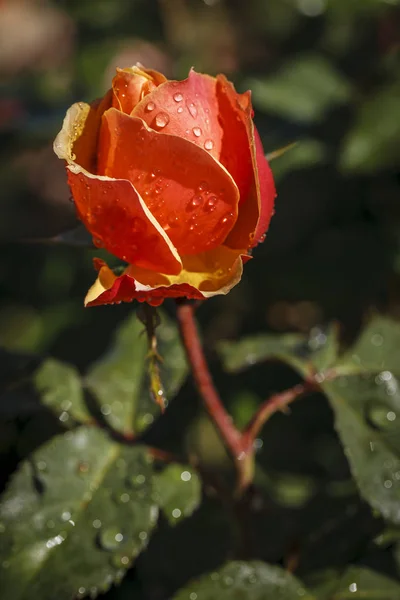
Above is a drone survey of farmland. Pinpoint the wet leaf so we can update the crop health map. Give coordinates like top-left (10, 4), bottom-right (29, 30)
top-left (309, 566), bottom-right (400, 599)
top-left (323, 374), bottom-right (400, 524)
top-left (85, 311), bottom-right (187, 437)
top-left (0, 427), bottom-right (158, 600)
top-left (153, 464), bottom-right (201, 525)
top-left (218, 332), bottom-right (307, 376)
top-left (172, 561), bottom-right (314, 599)
top-left (35, 359), bottom-right (92, 426)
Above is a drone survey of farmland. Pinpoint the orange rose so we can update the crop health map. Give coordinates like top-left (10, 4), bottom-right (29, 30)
top-left (54, 65), bottom-right (276, 307)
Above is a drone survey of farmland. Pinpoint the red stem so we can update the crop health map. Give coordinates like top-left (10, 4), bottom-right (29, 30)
top-left (176, 301), bottom-right (243, 460)
top-left (241, 381), bottom-right (314, 452)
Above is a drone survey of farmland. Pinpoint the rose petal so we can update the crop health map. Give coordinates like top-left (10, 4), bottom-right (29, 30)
top-left (252, 126), bottom-right (276, 245)
top-left (112, 65), bottom-right (167, 114)
top-left (85, 246), bottom-right (244, 307)
top-left (97, 108), bottom-right (239, 256)
top-left (216, 75), bottom-right (276, 250)
top-left (131, 69), bottom-right (223, 161)
top-left (53, 94), bottom-right (112, 173)
top-left (54, 102), bottom-right (181, 275)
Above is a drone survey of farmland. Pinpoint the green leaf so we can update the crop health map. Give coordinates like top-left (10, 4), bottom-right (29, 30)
top-left (338, 316), bottom-right (400, 376)
top-left (340, 80), bottom-right (400, 172)
top-left (156, 311), bottom-right (188, 401)
top-left (35, 359), bottom-right (92, 426)
top-left (218, 325), bottom-right (339, 377)
top-left (85, 313), bottom-right (150, 437)
top-left (323, 374), bottom-right (400, 523)
top-left (246, 54), bottom-right (352, 124)
top-left (309, 566), bottom-right (400, 599)
top-left (85, 311), bottom-right (186, 437)
top-left (153, 464), bottom-right (201, 525)
top-left (172, 561), bottom-right (314, 600)
top-left (218, 332), bottom-right (307, 376)
top-left (0, 427), bottom-right (158, 600)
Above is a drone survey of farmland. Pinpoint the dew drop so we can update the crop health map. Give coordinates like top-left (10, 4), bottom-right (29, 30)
top-left (155, 112), bottom-right (170, 128)
top-left (189, 195), bottom-right (203, 209)
top-left (258, 233), bottom-right (266, 243)
top-left (204, 196), bottom-right (217, 212)
top-left (168, 213), bottom-right (179, 228)
top-left (99, 528), bottom-right (124, 551)
top-left (177, 106), bottom-right (184, 114)
top-left (192, 127), bottom-right (202, 137)
top-left (155, 186), bottom-right (162, 195)
top-left (204, 139), bottom-right (214, 150)
top-left (173, 92), bottom-right (183, 102)
top-left (181, 471), bottom-right (192, 481)
top-left (145, 101), bottom-right (155, 112)
top-left (188, 103), bottom-right (198, 118)
top-left (198, 180), bottom-right (209, 192)
top-left (220, 212), bottom-right (234, 226)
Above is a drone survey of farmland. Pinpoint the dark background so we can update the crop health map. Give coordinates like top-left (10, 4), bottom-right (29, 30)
top-left (1, 0), bottom-right (400, 598)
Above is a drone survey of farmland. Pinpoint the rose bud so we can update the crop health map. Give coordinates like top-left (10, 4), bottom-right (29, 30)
top-left (54, 65), bottom-right (276, 307)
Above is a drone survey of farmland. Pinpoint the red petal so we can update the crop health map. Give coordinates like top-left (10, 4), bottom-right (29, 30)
top-left (66, 168), bottom-right (181, 274)
top-left (131, 69), bottom-right (223, 161)
top-left (97, 108), bottom-right (239, 256)
top-left (216, 76), bottom-right (276, 250)
top-left (112, 66), bottom-right (166, 114)
top-left (252, 126), bottom-right (276, 245)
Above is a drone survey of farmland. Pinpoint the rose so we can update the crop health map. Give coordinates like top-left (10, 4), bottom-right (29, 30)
top-left (54, 65), bottom-right (276, 307)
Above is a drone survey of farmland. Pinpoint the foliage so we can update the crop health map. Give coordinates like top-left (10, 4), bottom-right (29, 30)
top-left (1, 0), bottom-right (400, 598)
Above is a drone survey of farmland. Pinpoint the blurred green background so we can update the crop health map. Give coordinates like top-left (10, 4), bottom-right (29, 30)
top-left (1, 0), bottom-right (400, 598)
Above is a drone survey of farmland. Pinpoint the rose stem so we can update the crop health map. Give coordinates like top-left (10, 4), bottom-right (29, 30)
top-left (175, 301), bottom-right (244, 461)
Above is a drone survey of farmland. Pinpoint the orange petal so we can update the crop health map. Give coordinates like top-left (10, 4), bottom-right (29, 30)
top-left (85, 246), bottom-right (245, 307)
top-left (112, 65), bottom-right (167, 114)
top-left (97, 108), bottom-right (239, 256)
top-left (216, 75), bottom-right (276, 250)
top-left (131, 69), bottom-right (223, 161)
top-left (54, 102), bottom-right (181, 275)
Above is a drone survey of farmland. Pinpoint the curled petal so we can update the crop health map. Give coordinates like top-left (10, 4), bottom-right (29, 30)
top-left (85, 246), bottom-right (245, 307)
top-left (132, 69), bottom-right (223, 161)
top-left (216, 75), bottom-right (276, 250)
top-left (54, 102), bottom-right (181, 275)
top-left (98, 109), bottom-right (239, 257)
top-left (112, 65), bottom-right (167, 114)
top-left (53, 94), bottom-right (112, 173)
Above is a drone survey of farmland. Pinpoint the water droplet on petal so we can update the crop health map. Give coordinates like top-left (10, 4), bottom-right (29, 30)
top-left (177, 106), bottom-right (184, 114)
top-left (146, 101), bottom-right (155, 112)
top-left (204, 139), bottom-right (214, 150)
top-left (173, 92), bottom-right (183, 102)
top-left (220, 212), bottom-right (234, 226)
top-left (188, 103), bottom-right (197, 118)
top-left (189, 195), bottom-right (203, 209)
top-left (192, 127), bottom-right (202, 137)
top-left (155, 112), bottom-right (169, 128)
top-left (168, 213), bottom-right (179, 227)
top-left (204, 196), bottom-right (217, 212)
